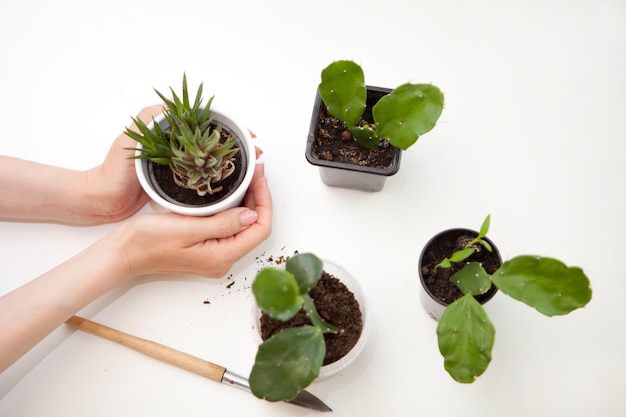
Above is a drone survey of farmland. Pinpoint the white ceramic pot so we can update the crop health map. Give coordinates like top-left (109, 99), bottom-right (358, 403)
top-left (251, 259), bottom-right (369, 381)
top-left (134, 106), bottom-right (256, 216)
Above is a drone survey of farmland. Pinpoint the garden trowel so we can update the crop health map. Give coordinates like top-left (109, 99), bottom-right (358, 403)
top-left (65, 315), bottom-right (332, 412)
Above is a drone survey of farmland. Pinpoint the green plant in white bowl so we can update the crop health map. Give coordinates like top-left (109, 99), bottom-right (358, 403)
top-left (249, 253), bottom-right (336, 402)
top-left (249, 252), bottom-right (367, 402)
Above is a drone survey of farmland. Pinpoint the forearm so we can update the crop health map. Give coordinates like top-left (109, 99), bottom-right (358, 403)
top-left (0, 231), bottom-right (132, 372)
top-left (0, 156), bottom-right (101, 224)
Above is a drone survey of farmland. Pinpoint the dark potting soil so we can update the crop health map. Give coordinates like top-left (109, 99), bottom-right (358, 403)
top-left (420, 229), bottom-right (502, 305)
top-left (312, 90), bottom-right (397, 169)
top-left (260, 271), bottom-right (363, 366)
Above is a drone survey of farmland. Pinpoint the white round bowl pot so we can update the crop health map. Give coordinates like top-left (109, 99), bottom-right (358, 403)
top-left (134, 106), bottom-right (256, 217)
top-left (251, 259), bottom-right (369, 381)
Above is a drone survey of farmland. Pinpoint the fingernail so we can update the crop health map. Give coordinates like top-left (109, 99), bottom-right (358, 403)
top-left (240, 210), bottom-right (259, 227)
top-left (257, 162), bottom-right (265, 177)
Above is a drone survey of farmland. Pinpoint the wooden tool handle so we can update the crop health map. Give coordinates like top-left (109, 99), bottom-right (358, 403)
top-left (66, 315), bottom-right (226, 383)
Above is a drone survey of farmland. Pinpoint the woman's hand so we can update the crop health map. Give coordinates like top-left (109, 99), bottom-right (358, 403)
top-left (117, 162), bottom-right (272, 278)
top-left (0, 162), bottom-right (271, 371)
top-left (82, 105), bottom-right (164, 223)
top-left (0, 105), bottom-right (164, 225)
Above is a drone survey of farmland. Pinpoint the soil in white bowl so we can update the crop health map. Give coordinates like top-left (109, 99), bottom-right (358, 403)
top-left (259, 271), bottom-right (363, 365)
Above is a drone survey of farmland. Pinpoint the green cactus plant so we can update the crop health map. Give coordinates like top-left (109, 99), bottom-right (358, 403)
top-left (249, 253), bottom-right (340, 402)
top-left (125, 74), bottom-right (240, 196)
top-left (318, 60), bottom-right (444, 150)
top-left (433, 215), bottom-right (592, 383)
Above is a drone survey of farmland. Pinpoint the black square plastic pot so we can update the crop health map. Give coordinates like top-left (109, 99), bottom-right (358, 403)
top-left (305, 85), bottom-right (401, 192)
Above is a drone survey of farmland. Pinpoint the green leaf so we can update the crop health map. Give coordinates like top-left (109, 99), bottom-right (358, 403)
top-left (250, 326), bottom-right (325, 402)
top-left (286, 253), bottom-right (323, 295)
top-left (480, 240), bottom-right (493, 252)
top-left (449, 248), bottom-right (475, 263)
top-left (182, 73), bottom-right (190, 110)
top-left (350, 125), bottom-right (380, 149)
top-left (478, 214), bottom-right (490, 239)
top-left (252, 268), bottom-right (303, 321)
top-left (450, 262), bottom-right (493, 296)
top-left (199, 96), bottom-right (214, 129)
top-left (318, 60), bottom-right (367, 127)
top-left (373, 83), bottom-right (444, 150)
top-left (491, 255), bottom-right (592, 316)
top-left (147, 157), bottom-right (171, 165)
top-left (201, 129), bottom-right (221, 152)
top-left (211, 138), bottom-right (238, 159)
top-left (467, 215), bottom-right (493, 250)
top-left (437, 258), bottom-right (452, 269)
top-left (437, 294), bottom-right (495, 383)
top-left (302, 294), bottom-right (338, 334)
top-left (154, 88), bottom-right (177, 116)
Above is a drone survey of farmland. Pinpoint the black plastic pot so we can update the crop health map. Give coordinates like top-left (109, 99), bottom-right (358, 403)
top-left (305, 85), bottom-right (401, 192)
top-left (418, 228), bottom-right (502, 321)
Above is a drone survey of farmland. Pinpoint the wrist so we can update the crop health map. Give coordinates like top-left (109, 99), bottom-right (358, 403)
top-left (107, 218), bottom-right (152, 278)
top-left (80, 165), bottom-right (148, 225)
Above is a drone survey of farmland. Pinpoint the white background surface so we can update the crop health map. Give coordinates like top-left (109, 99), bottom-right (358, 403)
top-left (1, 0), bottom-right (625, 416)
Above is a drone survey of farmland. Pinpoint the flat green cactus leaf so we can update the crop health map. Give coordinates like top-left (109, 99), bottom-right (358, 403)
top-left (250, 326), bottom-right (325, 402)
top-left (491, 255), bottom-right (592, 316)
top-left (350, 125), bottom-right (380, 149)
top-left (252, 268), bottom-right (303, 321)
top-left (437, 294), bottom-right (495, 383)
top-left (373, 83), bottom-right (444, 150)
top-left (318, 60), bottom-right (367, 127)
top-left (286, 253), bottom-right (324, 295)
top-left (450, 262), bottom-right (493, 296)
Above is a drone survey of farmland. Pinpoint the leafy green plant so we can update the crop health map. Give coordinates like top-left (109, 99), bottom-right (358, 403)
top-left (125, 74), bottom-right (240, 196)
top-left (435, 215), bottom-right (493, 272)
top-left (318, 60), bottom-right (444, 150)
top-left (434, 215), bottom-right (592, 383)
top-left (249, 253), bottom-right (338, 402)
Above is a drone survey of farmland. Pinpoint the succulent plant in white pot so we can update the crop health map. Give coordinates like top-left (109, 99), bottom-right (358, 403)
top-left (125, 74), bottom-right (256, 216)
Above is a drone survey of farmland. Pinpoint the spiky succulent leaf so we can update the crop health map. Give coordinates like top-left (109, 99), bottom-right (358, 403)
top-left (491, 256), bottom-right (592, 316)
top-left (124, 117), bottom-right (172, 162)
top-left (200, 128), bottom-right (220, 151)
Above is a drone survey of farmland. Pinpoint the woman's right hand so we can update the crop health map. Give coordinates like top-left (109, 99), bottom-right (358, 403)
top-left (117, 162), bottom-right (272, 278)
